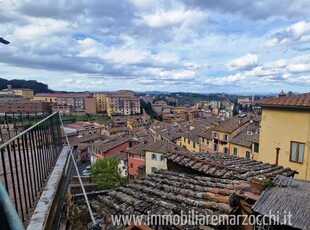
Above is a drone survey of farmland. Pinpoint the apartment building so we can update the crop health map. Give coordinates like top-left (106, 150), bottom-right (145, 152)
top-left (32, 93), bottom-right (58, 103)
top-left (229, 122), bottom-right (260, 159)
top-left (93, 92), bottom-right (108, 113)
top-left (106, 90), bottom-right (140, 116)
top-left (0, 100), bottom-right (50, 114)
top-left (211, 114), bottom-right (257, 154)
top-left (257, 92), bottom-right (310, 180)
top-left (33, 93), bottom-right (95, 114)
top-left (144, 140), bottom-right (186, 175)
top-left (0, 84), bottom-right (34, 99)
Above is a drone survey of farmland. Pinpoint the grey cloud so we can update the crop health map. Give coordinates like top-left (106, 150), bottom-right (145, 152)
top-left (180, 0), bottom-right (310, 20)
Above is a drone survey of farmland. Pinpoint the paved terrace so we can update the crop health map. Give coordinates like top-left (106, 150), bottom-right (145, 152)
top-left (165, 152), bottom-right (297, 180)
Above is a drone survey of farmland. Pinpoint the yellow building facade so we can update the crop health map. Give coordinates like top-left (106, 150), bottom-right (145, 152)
top-left (94, 93), bottom-right (108, 113)
top-left (257, 93), bottom-right (310, 180)
top-left (180, 135), bottom-right (200, 152)
top-left (32, 95), bottom-right (57, 103)
top-left (0, 88), bottom-right (34, 99)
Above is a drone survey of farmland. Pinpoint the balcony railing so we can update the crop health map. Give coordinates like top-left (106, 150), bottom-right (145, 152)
top-left (0, 112), bottom-right (63, 229)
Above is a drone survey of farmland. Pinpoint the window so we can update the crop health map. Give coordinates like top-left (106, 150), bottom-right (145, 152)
top-left (290, 141), bottom-right (304, 163)
top-left (224, 147), bottom-right (229, 154)
top-left (233, 147), bottom-right (238, 156)
top-left (213, 133), bottom-right (219, 138)
top-left (246, 151), bottom-right (251, 159)
top-left (213, 144), bottom-right (217, 151)
top-left (254, 143), bottom-right (259, 153)
top-left (151, 167), bottom-right (157, 173)
top-left (160, 155), bottom-right (165, 161)
top-left (188, 139), bottom-right (190, 144)
top-left (193, 142), bottom-right (196, 148)
top-left (202, 137), bottom-right (205, 143)
top-left (151, 154), bottom-right (157, 160)
top-left (183, 137), bottom-right (186, 142)
top-left (224, 135), bottom-right (229, 141)
top-left (130, 163), bottom-right (133, 168)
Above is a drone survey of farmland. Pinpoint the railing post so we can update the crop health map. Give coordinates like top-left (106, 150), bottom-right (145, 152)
top-left (0, 181), bottom-right (24, 230)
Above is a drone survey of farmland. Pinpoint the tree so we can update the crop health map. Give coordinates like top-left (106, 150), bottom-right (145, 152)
top-left (90, 157), bottom-right (127, 190)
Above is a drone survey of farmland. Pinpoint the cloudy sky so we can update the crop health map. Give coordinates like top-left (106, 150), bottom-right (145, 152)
top-left (0, 0), bottom-right (310, 94)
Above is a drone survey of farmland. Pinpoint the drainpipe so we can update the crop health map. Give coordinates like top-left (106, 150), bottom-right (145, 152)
top-left (275, 147), bottom-right (280, 166)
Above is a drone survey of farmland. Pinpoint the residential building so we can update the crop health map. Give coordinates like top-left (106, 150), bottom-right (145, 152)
top-left (93, 92), bottom-right (108, 113)
top-left (0, 100), bottom-right (50, 114)
top-left (198, 127), bottom-right (213, 152)
top-left (33, 93), bottom-right (94, 113)
top-left (0, 94), bottom-right (22, 102)
top-left (114, 152), bottom-right (128, 177)
top-left (90, 138), bottom-right (139, 160)
top-left (107, 90), bottom-right (140, 116)
top-left (57, 93), bottom-right (92, 113)
top-left (32, 93), bottom-right (58, 103)
top-left (52, 104), bottom-right (73, 115)
top-left (84, 97), bottom-right (96, 114)
top-left (101, 127), bottom-right (129, 137)
top-left (144, 140), bottom-right (186, 175)
top-left (229, 122), bottom-right (260, 159)
top-left (211, 114), bottom-right (257, 154)
top-left (257, 92), bottom-right (310, 180)
top-left (126, 142), bottom-right (150, 180)
top-left (0, 84), bottom-right (34, 99)
top-left (180, 127), bottom-right (204, 152)
top-left (238, 96), bottom-right (254, 106)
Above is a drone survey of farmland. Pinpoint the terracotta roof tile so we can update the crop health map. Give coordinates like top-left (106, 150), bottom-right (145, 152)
top-left (165, 152), bottom-right (297, 180)
top-left (257, 92), bottom-right (310, 108)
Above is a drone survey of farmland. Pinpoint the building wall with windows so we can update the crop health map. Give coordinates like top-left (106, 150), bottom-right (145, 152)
top-left (94, 93), bottom-right (108, 113)
top-left (211, 131), bottom-right (232, 154)
top-left (180, 136), bottom-right (200, 152)
top-left (145, 151), bottom-right (167, 175)
top-left (127, 153), bottom-right (145, 178)
top-left (258, 108), bottom-right (310, 180)
top-left (199, 137), bottom-right (212, 152)
top-left (33, 94), bottom-right (58, 103)
top-left (107, 95), bottom-right (140, 116)
top-left (229, 144), bottom-right (252, 159)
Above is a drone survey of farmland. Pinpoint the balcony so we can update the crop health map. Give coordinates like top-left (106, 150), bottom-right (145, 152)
top-left (0, 112), bottom-right (74, 229)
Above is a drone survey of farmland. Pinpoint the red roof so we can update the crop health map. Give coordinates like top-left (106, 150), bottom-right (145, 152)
top-left (257, 92), bottom-right (310, 108)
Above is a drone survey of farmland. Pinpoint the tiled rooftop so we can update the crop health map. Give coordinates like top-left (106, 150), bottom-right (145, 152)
top-left (166, 152), bottom-right (296, 181)
top-left (257, 92), bottom-right (310, 108)
top-left (90, 170), bottom-right (242, 229)
top-left (126, 141), bottom-right (154, 156)
top-left (212, 115), bottom-right (252, 134)
top-left (198, 127), bottom-right (213, 139)
top-left (229, 124), bottom-right (260, 148)
top-left (94, 137), bottom-right (133, 153)
top-left (143, 140), bottom-right (187, 154)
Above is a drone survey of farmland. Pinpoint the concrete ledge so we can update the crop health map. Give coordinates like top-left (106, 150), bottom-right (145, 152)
top-left (27, 146), bottom-right (70, 230)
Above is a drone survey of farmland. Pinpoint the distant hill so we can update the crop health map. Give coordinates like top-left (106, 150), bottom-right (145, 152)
top-left (0, 78), bottom-right (53, 94)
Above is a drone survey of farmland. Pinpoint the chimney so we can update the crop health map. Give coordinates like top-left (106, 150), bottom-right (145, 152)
top-left (7, 84), bottom-right (12, 90)
top-left (275, 147), bottom-right (280, 166)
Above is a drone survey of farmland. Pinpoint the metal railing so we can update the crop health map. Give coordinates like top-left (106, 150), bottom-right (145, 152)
top-left (0, 112), bottom-right (62, 229)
